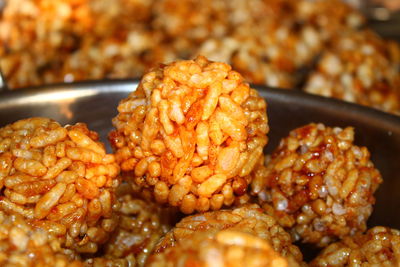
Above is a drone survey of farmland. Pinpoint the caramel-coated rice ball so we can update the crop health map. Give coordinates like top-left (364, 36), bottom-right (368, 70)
top-left (252, 123), bottom-right (382, 247)
top-left (147, 229), bottom-right (294, 267)
top-left (304, 30), bottom-right (400, 114)
top-left (87, 183), bottom-right (178, 267)
top-left (153, 204), bottom-right (304, 265)
top-left (109, 56), bottom-right (269, 213)
top-left (0, 118), bottom-right (120, 254)
top-left (295, 0), bottom-right (365, 41)
top-left (310, 226), bottom-right (400, 266)
top-left (0, 211), bottom-right (82, 267)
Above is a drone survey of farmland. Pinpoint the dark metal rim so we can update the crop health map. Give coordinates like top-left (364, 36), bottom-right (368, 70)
top-left (0, 79), bottom-right (399, 128)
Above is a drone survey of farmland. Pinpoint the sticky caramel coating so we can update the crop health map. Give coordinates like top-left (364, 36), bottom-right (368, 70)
top-left (109, 56), bottom-right (269, 213)
top-left (252, 123), bottom-right (382, 247)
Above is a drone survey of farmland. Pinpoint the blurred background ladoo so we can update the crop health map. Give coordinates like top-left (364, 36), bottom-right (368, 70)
top-left (0, 0), bottom-right (399, 114)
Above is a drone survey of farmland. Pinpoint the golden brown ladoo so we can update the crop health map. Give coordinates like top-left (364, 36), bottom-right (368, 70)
top-left (0, 0), bottom-right (363, 90)
top-left (310, 226), bottom-right (400, 266)
top-left (0, 211), bottom-right (82, 267)
top-left (85, 183), bottom-right (178, 267)
top-left (147, 229), bottom-right (292, 267)
top-left (251, 123), bottom-right (382, 247)
top-left (109, 56), bottom-right (269, 214)
top-left (304, 30), bottom-right (400, 115)
top-left (0, 117), bottom-right (120, 253)
top-left (152, 204), bottom-right (304, 265)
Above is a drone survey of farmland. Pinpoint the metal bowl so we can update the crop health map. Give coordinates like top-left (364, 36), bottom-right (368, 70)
top-left (0, 80), bottom-right (399, 230)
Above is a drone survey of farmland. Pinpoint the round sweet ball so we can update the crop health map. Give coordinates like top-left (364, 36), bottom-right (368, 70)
top-left (310, 226), bottom-right (400, 266)
top-left (251, 123), bottom-right (383, 247)
top-left (147, 229), bottom-right (295, 267)
top-left (90, 183), bottom-right (178, 266)
top-left (0, 211), bottom-right (82, 266)
top-left (153, 204), bottom-right (304, 265)
top-left (109, 55), bottom-right (269, 214)
top-left (0, 117), bottom-right (120, 254)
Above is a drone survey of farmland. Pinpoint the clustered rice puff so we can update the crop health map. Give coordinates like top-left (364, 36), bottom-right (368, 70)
top-left (109, 56), bottom-right (269, 214)
top-left (85, 183), bottom-right (178, 266)
top-left (152, 204), bottom-right (305, 266)
top-left (147, 229), bottom-right (293, 267)
top-left (0, 118), bottom-right (120, 253)
top-left (311, 226), bottom-right (400, 266)
top-left (0, 211), bottom-right (82, 266)
top-left (251, 123), bottom-right (382, 246)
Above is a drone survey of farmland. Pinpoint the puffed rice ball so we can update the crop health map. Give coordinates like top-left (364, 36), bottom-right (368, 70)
top-left (152, 204), bottom-right (304, 265)
top-left (251, 123), bottom-right (383, 247)
top-left (0, 117), bottom-right (120, 254)
top-left (109, 56), bottom-right (269, 214)
top-left (304, 30), bottom-right (400, 114)
top-left (147, 229), bottom-right (295, 267)
top-left (310, 226), bottom-right (400, 266)
top-left (0, 211), bottom-right (82, 267)
top-left (295, 0), bottom-right (365, 41)
top-left (87, 183), bottom-right (178, 267)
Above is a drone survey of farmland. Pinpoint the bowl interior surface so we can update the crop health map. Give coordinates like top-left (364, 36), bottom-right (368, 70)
top-left (0, 80), bottom-right (399, 229)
